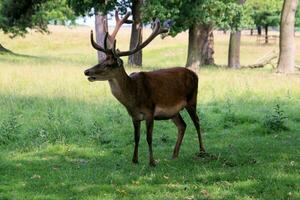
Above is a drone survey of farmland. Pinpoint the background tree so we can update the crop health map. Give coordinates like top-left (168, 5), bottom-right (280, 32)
top-left (45, 0), bottom-right (76, 25)
top-left (277, 0), bottom-right (299, 73)
top-left (143, 0), bottom-right (242, 70)
top-left (245, 0), bottom-right (282, 43)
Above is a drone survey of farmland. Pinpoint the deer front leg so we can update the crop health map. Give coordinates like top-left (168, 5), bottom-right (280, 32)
top-left (146, 118), bottom-right (156, 166)
top-left (132, 120), bottom-right (141, 164)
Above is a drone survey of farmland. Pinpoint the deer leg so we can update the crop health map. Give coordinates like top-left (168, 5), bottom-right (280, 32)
top-left (146, 118), bottom-right (156, 166)
top-left (186, 105), bottom-right (206, 153)
top-left (132, 120), bottom-right (141, 164)
top-left (171, 113), bottom-right (186, 159)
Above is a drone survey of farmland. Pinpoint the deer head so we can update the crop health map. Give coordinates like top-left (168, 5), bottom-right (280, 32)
top-left (84, 11), bottom-right (168, 82)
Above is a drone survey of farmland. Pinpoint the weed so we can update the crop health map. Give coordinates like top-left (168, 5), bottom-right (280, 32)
top-left (0, 112), bottom-right (22, 145)
top-left (264, 104), bottom-right (288, 132)
top-left (89, 121), bottom-right (111, 145)
top-left (223, 99), bottom-right (237, 128)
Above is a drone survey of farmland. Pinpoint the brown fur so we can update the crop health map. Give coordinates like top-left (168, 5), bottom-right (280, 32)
top-left (85, 63), bottom-right (205, 166)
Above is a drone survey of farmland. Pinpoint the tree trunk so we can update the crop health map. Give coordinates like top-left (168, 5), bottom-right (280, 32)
top-left (265, 25), bottom-right (269, 43)
top-left (128, 0), bottom-right (143, 67)
top-left (250, 29), bottom-right (253, 35)
top-left (228, 31), bottom-right (241, 68)
top-left (185, 24), bottom-right (215, 70)
top-left (257, 26), bottom-right (262, 35)
top-left (95, 13), bottom-right (108, 63)
top-left (277, 0), bottom-right (299, 73)
top-left (205, 27), bottom-right (215, 65)
top-left (227, 0), bottom-right (244, 69)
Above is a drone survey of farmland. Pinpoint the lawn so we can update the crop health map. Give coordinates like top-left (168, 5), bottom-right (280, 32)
top-left (0, 26), bottom-right (299, 200)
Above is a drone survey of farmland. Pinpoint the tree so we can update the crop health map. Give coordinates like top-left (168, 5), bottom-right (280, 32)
top-left (45, 0), bottom-right (76, 25)
top-left (277, 0), bottom-right (299, 73)
top-left (228, 0), bottom-right (245, 69)
top-left (143, 0), bottom-right (242, 70)
top-left (246, 0), bottom-right (282, 43)
top-left (0, 0), bottom-right (74, 53)
top-left (128, 0), bottom-right (143, 67)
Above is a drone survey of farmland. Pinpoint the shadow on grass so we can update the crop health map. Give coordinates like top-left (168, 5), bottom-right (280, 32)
top-left (0, 94), bottom-right (299, 199)
top-left (0, 44), bottom-right (44, 60)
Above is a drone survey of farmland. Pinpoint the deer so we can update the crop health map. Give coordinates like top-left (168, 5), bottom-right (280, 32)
top-left (84, 11), bottom-right (206, 166)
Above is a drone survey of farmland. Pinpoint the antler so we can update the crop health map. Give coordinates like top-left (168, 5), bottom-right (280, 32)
top-left (109, 10), bottom-right (131, 44)
top-left (114, 19), bottom-right (169, 57)
top-left (90, 10), bottom-right (131, 52)
top-left (90, 11), bottom-right (169, 57)
top-left (90, 30), bottom-right (110, 53)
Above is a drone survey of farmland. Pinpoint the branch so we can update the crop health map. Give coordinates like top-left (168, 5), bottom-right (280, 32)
top-left (241, 50), bottom-right (278, 69)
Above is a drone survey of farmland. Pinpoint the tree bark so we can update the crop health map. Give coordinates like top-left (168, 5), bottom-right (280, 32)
top-left (277, 0), bottom-right (299, 73)
top-left (185, 24), bottom-right (214, 70)
top-left (206, 27), bottom-right (215, 65)
top-left (128, 0), bottom-right (143, 67)
top-left (228, 31), bottom-right (241, 68)
top-left (227, 0), bottom-right (244, 69)
top-left (95, 13), bottom-right (108, 63)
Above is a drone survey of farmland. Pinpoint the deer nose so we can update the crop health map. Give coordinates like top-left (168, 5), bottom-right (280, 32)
top-left (84, 70), bottom-right (90, 76)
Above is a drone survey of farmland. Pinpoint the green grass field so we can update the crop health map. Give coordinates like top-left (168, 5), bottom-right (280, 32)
top-left (0, 26), bottom-right (300, 200)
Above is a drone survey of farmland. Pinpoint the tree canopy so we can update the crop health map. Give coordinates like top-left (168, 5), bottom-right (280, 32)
top-left (0, 0), bottom-right (75, 37)
top-left (245, 0), bottom-right (282, 29)
top-left (142, 0), bottom-right (244, 36)
top-left (67, 0), bottom-right (130, 16)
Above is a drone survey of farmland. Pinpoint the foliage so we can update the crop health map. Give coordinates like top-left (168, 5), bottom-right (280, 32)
top-left (296, 3), bottom-right (300, 27)
top-left (245, 0), bottom-right (283, 28)
top-left (42, 0), bottom-right (76, 25)
top-left (0, 0), bottom-right (75, 37)
top-left (67, 0), bottom-right (130, 16)
top-left (264, 104), bottom-right (288, 132)
top-left (142, 0), bottom-right (244, 36)
top-left (0, 0), bottom-right (48, 37)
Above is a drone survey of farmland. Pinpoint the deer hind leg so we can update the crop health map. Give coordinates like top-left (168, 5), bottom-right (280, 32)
top-left (146, 118), bottom-right (156, 166)
top-left (132, 120), bottom-right (141, 164)
top-left (171, 113), bottom-right (186, 159)
top-left (186, 104), bottom-right (206, 153)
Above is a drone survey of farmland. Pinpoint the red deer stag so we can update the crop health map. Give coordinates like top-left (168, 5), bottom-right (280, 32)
top-left (84, 11), bottom-right (205, 166)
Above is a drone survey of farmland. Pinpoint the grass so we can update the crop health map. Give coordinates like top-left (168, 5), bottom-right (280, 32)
top-left (0, 26), bottom-right (300, 199)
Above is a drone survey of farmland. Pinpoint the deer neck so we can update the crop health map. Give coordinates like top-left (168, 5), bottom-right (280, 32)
top-left (108, 67), bottom-right (136, 108)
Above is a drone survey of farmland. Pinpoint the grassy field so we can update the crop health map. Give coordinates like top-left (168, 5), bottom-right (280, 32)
top-left (0, 26), bottom-right (300, 200)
